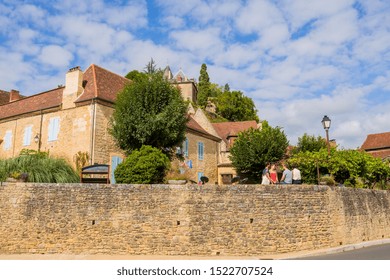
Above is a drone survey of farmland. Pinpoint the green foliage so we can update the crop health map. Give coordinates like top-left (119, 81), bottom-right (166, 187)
top-left (74, 151), bottom-right (90, 173)
top-left (197, 63), bottom-right (212, 107)
top-left (215, 90), bottom-right (259, 122)
top-left (114, 145), bottom-right (171, 184)
top-left (125, 70), bottom-right (147, 81)
top-left (0, 153), bottom-right (79, 183)
top-left (319, 175), bottom-right (336, 186)
top-left (288, 149), bottom-right (390, 189)
top-left (110, 71), bottom-right (188, 155)
top-left (144, 57), bottom-right (158, 74)
top-left (229, 122), bottom-right (289, 181)
top-left (293, 133), bottom-right (326, 154)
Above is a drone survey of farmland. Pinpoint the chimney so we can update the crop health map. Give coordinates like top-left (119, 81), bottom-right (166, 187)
top-left (9, 89), bottom-right (20, 102)
top-left (62, 66), bottom-right (83, 109)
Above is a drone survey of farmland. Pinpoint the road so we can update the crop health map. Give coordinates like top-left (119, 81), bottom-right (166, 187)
top-left (295, 243), bottom-right (390, 260)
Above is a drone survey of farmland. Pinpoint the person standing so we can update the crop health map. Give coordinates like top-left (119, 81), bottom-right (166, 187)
top-left (269, 163), bottom-right (279, 184)
top-left (292, 166), bottom-right (302, 184)
top-left (280, 162), bottom-right (292, 184)
top-left (261, 162), bottom-right (271, 185)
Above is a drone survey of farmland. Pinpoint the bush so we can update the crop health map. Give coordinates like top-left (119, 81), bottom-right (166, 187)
top-left (0, 153), bottom-right (79, 183)
top-left (114, 145), bottom-right (171, 184)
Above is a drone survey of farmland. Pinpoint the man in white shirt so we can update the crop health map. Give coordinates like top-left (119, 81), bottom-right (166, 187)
top-left (292, 166), bottom-right (302, 184)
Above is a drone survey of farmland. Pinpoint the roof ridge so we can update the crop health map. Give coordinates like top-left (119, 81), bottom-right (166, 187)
top-left (91, 64), bottom-right (130, 81)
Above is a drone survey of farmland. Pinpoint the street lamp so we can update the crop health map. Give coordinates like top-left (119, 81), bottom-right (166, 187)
top-left (321, 115), bottom-right (331, 156)
top-left (34, 133), bottom-right (41, 151)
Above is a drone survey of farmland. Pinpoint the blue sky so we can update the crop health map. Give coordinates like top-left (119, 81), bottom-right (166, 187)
top-left (1, 0), bottom-right (389, 149)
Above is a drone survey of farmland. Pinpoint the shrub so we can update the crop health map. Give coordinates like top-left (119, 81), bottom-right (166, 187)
top-left (114, 145), bottom-right (171, 184)
top-left (0, 153), bottom-right (79, 183)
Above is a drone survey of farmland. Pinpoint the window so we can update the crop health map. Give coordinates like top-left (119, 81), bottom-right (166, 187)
top-left (197, 141), bottom-right (204, 160)
top-left (23, 125), bottom-right (32, 146)
top-left (3, 130), bottom-right (12, 151)
top-left (183, 138), bottom-right (189, 157)
top-left (48, 117), bottom-right (60, 141)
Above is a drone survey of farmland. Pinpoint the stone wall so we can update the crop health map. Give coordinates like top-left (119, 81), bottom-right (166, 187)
top-left (0, 183), bottom-right (389, 256)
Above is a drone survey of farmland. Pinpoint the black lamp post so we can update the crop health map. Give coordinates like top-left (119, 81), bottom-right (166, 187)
top-left (321, 115), bottom-right (331, 156)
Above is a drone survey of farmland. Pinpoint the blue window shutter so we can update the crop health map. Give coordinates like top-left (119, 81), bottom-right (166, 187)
top-left (197, 172), bottom-right (204, 183)
top-left (184, 138), bottom-right (189, 157)
top-left (111, 156), bottom-right (123, 184)
top-left (48, 117), bottom-right (60, 141)
top-left (4, 131), bottom-right (12, 150)
top-left (23, 126), bottom-right (32, 146)
top-left (198, 142), bottom-right (204, 160)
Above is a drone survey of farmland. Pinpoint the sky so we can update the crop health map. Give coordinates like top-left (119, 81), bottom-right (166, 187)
top-left (0, 0), bottom-right (389, 149)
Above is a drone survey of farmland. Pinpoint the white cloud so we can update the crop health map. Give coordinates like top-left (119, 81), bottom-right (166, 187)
top-left (38, 45), bottom-right (74, 67)
top-left (169, 28), bottom-right (224, 56)
top-left (1, 0), bottom-right (389, 150)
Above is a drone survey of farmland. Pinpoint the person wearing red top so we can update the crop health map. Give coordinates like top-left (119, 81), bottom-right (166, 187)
top-left (269, 163), bottom-right (278, 184)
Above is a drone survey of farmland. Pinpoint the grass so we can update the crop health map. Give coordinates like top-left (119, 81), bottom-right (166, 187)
top-left (0, 154), bottom-right (79, 183)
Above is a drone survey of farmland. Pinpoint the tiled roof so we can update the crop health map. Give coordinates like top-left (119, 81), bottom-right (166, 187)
top-left (212, 120), bottom-right (258, 143)
top-left (0, 87), bottom-right (63, 120)
top-left (75, 64), bottom-right (130, 103)
top-left (361, 132), bottom-right (390, 150)
top-left (0, 90), bottom-right (9, 105)
top-left (0, 64), bottom-right (130, 120)
top-left (366, 149), bottom-right (390, 159)
top-left (187, 116), bottom-right (221, 141)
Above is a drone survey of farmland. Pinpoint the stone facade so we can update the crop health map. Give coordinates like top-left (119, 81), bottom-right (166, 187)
top-left (0, 183), bottom-right (389, 256)
top-left (1, 64), bottom-right (259, 185)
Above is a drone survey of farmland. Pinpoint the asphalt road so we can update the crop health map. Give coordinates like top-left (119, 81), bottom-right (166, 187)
top-left (295, 243), bottom-right (390, 260)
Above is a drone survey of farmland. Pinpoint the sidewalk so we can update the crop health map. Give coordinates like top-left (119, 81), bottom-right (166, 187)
top-left (1, 239), bottom-right (390, 260)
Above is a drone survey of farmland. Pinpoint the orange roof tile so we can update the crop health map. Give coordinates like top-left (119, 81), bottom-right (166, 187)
top-left (0, 87), bottom-right (63, 120)
top-left (187, 116), bottom-right (221, 141)
top-left (0, 64), bottom-right (130, 120)
top-left (212, 120), bottom-right (258, 143)
top-left (75, 64), bottom-right (130, 103)
top-left (361, 132), bottom-right (390, 150)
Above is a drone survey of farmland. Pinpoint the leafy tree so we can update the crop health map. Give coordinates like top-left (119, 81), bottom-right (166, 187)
top-left (114, 145), bottom-right (171, 184)
top-left (110, 71), bottom-right (188, 155)
top-left (125, 70), bottom-right (146, 81)
top-left (215, 90), bottom-right (259, 122)
top-left (144, 57), bottom-right (158, 74)
top-left (288, 149), bottom-right (390, 189)
top-left (229, 122), bottom-right (289, 181)
top-left (197, 63), bottom-right (212, 107)
top-left (293, 133), bottom-right (326, 154)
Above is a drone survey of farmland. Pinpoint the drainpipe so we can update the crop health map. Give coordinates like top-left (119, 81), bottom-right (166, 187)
top-left (38, 110), bottom-right (43, 152)
top-left (90, 99), bottom-right (97, 165)
top-left (12, 119), bottom-right (18, 157)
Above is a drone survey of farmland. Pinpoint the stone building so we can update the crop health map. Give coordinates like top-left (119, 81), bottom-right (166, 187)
top-left (0, 64), bottom-right (258, 184)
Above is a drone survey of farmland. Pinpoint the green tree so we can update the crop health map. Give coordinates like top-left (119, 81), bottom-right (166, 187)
top-left (114, 145), bottom-right (170, 184)
top-left (125, 70), bottom-right (146, 81)
top-left (229, 122), bottom-right (289, 181)
top-left (293, 133), bottom-right (326, 154)
top-left (144, 57), bottom-right (158, 74)
top-left (197, 63), bottom-right (212, 107)
top-left (288, 149), bottom-right (390, 188)
top-left (215, 90), bottom-right (259, 122)
top-left (110, 72), bottom-right (188, 155)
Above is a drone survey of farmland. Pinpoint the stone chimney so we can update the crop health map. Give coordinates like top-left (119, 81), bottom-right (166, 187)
top-left (9, 89), bottom-right (20, 102)
top-left (62, 66), bottom-right (83, 109)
